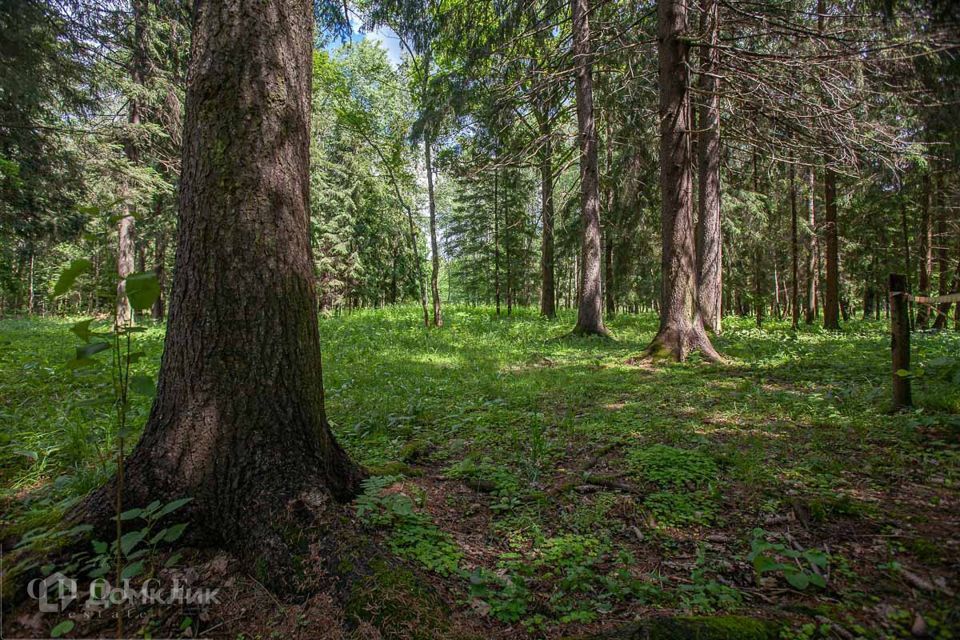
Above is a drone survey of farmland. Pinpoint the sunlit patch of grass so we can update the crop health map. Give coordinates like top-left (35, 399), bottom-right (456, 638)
top-left (2, 306), bottom-right (958, 631)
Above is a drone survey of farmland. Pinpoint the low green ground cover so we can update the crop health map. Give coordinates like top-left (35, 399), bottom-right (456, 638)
top-left (2, 307), bottom-right (958, 638)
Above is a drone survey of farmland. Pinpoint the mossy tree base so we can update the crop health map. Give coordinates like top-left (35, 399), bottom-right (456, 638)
top-left (569, 323), bottom-right (613, 338)
top-left (644, 323), bottom-right (722, 362)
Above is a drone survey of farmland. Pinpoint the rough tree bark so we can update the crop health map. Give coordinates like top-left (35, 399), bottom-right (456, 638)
top-left (570, 0), bottom-right (607, 335)
top-left (646, 0), bottom-right (720, 361)
top-left (695, 0), bottom-right (722, 334)
top-left (79, 0), bottom-right (364, 590)
top-left (425, 133), bottom-right (442, 327)
top-left (823, 167), bottom-right (840, 329)
top-left (805, 166), bottom-right (819, 324)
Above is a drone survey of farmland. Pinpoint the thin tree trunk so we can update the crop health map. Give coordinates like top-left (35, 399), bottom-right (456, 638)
top-left (805, 167), bottom-right (819, 324)
top-left (646, 0), bottom-right (719, 361)
top-left (604, 236), bottom-right (614, 316)
top-left (117, 0), bottom-right (147, 327)
top-left (152, 225), bottom-right (166, 321)
top-left (494, 168), bottom-right (501, 315)
top-left (900, 197), bottom-right (914, 329)
top-left (570, 0), bottom-right (607, 335)
top-left (696, 0), bottom-right (722, 334)
top-left (505, 178), bottom-right (513, 316)
top-left (916, 173), bottom-right (932, 329)
top-left (933, 178), bottom-right (950, 329)
top-left (27, 248), bottom-right (34, 315)
top-left (753, 148), bottom-right (763, 329)
top-left (78, 0), bottom-right (364, 590)
top-left (405, 201), bottom-right (429, 327)
top-left (790, 161), bottom-right (799, 329)
top-left (425, 135), bottom-right (442, 327)
top-left (538, 112), bottom-right (556, 317)
top-left (603, 112), bottom-right (615, 318)
top-left (823, 167), bottom-right (839, 329)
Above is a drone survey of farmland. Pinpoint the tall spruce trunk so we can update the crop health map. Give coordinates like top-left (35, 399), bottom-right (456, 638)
top-left (425, 134), bottom-right (442, 327)
top-left (695, 0), bottom-right (722, 334)
top-left (570, 0), bottom-right (607, 335)
top-left (805, 166), bottom-right (819, 324)
top-left (823, 167), bottom-right (840, 329)
top-left (79, 0), bottom-right (364, 589)
top-left (646, 0), bottom-right (720, 361)
top-left (539, 119), bottom-right (556, 317)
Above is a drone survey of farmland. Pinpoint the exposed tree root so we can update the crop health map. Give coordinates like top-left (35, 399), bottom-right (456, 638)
top-left (643, 322), bottom-right (724, 363)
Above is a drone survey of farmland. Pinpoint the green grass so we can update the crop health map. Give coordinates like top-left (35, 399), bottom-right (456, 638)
top-left (2, 306), bottom-right (959, 636)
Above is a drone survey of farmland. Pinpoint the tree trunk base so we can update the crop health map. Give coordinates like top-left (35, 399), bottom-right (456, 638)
top-left (569, 323), bottom-right (612, 338)
top-left (644, 322), bottom-right (722, 362)
top-left (71, 433), bottom-right (365, 595)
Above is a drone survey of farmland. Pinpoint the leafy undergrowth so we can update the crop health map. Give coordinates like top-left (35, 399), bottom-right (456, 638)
top-left (1, 306), bottom-right (959, 638)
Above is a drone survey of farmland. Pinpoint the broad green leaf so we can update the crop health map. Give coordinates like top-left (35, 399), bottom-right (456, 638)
top-left (785, 571), bottom-right (810, 590)
top-left (65, 357), bottom-right (96, 369)
top-left (130, 375), bottom-right (155, 398)
top-left (803, 549), bottom-right (828, 568)
top-left (120, 530), bottom-right (145, 556)
top-left (70, 319), bottom-right (94, 343)
top-left (120, 508), bottom-right (143, 521)
top-left (752, 554), bottom-right (783, 574)
top-left (157, 497), bottom-right (194, 518)
top-left (76, 342), bottom-right (109, 360)
top-left (125, 271), bottom-right (160, 310)
top-left (163, 523), bottom-right (188, 543)
top-left (50, 620), bottom-right (75, 638)
top-left (808, 572), bottom-right (827, 588)
top-left (53, 259), bottom-right (92, 296)
top-left (120, 560), bottom-right (144, 580)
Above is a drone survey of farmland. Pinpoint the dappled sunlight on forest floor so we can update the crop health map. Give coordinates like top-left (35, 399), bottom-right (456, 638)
top-left (2, 307), bottom-right (958, 638)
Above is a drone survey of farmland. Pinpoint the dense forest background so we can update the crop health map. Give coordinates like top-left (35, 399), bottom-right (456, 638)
top-left (2, 0), bottom-right (957, 330)
top-left (2, 0), bottom-right (960, 638)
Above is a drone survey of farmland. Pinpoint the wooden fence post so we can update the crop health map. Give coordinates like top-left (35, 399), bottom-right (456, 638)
top-left (889, 273), bottom-right (912, 410)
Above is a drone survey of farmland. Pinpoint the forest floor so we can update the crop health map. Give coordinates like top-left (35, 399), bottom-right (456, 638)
top-left (1, 307), bottom-right (959, 639)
